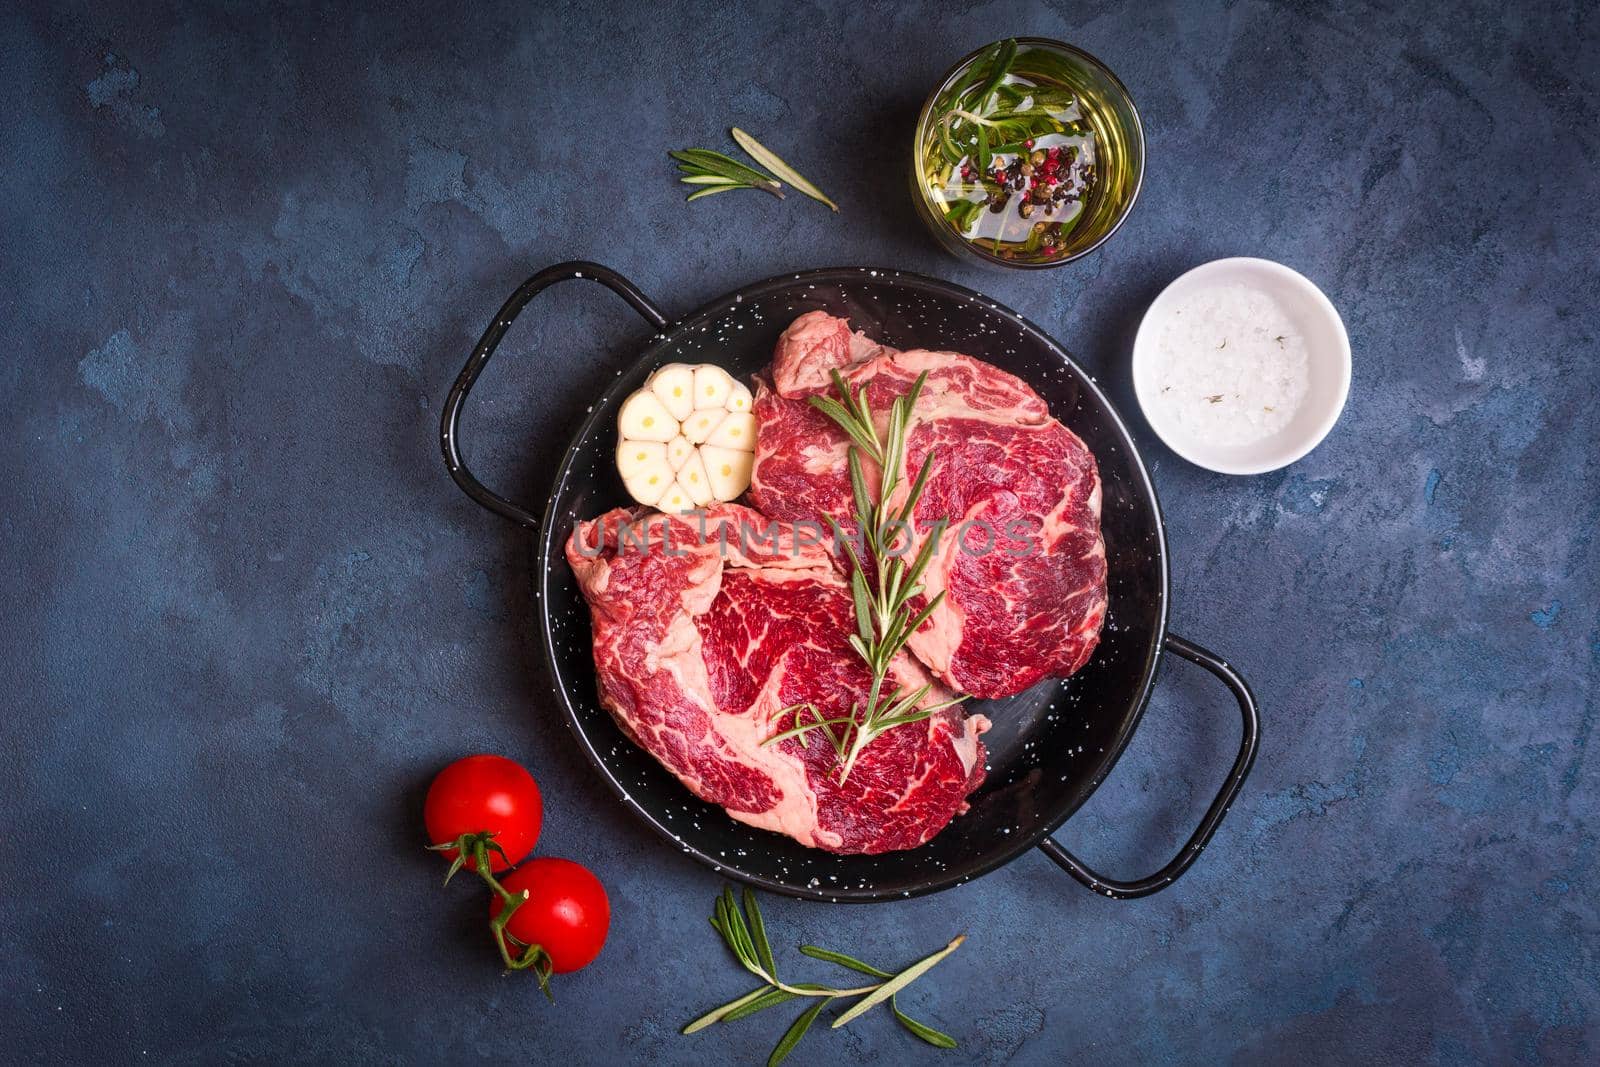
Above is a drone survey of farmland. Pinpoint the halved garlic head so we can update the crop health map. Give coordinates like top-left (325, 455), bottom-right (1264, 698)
top-left (616, 363), bottom-right (757, 512)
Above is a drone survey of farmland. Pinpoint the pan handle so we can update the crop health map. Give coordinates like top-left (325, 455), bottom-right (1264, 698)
top-left (441, 261), bottom-right (669, 529)
top-left (1036, 633), bottom-right (1260, 899)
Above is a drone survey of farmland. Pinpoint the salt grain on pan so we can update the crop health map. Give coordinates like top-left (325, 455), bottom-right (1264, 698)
top-left (1146, 284), bottom-right (1310, 446)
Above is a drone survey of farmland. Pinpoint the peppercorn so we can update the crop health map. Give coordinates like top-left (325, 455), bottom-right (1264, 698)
top-left (1029, 149), bottom-right (1046, 166)
top-left (1019, 163), bottom-right (1034, 177)
top-left (1019, 201), bottom-right (1034, 219)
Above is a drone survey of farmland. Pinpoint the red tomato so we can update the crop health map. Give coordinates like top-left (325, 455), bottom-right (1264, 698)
top-left (424, 755), bottom-right (543, 873)
top-left (491, 858), bottom-right (611, 973)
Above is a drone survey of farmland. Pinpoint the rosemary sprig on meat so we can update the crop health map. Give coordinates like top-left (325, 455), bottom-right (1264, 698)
top-left (760, 369), bottom-right (965, 783)
top-left (683, 887), bottom-right (962, 1064)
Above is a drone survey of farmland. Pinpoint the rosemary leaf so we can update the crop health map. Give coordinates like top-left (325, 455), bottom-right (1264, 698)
top-left (683, 984), bottom-right (776, 1034)
top-left (828, 516), bottom-right (866, 577)
top-left (938, 115), bottom-right (963, 164)
top-left (847, 381), bottom-right (875, 442)
top-left (720, 888), bottom-right (761, 973)
top-left (743, 888), bottom-right (778, 978)
top-left (768, 998), bottom-right (831, 1067)
top-left (810, 395), bottom-right (880, 457)
top-left (715, 893), bottom-right (748, 968)
top-left (973, 38), bottom-right (1018, 109)
top-left (686, 185), bottom-right (742, 202)
top-left (902, 527), bottom-right (942, 590)
top-left (898, 453), bottom-right (936, 524)
top-left (848, 569), bottom-right (874, 643)
top-left (799, 945), bottom-right (892, 979)
top-left (731, 127), bottom-right (839, 212)
top-left (831, 936), bottom-right (966, 1029)
top-left (892, 997), bottom-right (959, 1048)
top-left (904, 369), bottom-right (929, 411)
top-left (882, 402), bottom-right (906, 494)
top-left (899, 591), bottom-right (947, 641)
top-left (711, 895), bottom-right (735, 955)
top-left (854, 379), bottom-right (874, 436)
top-left (847, 452), bottom-right (873, 535)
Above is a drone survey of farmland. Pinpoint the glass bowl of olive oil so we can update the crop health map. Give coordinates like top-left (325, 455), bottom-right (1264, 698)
top-left (911, 38), bottom-right (1144, 268)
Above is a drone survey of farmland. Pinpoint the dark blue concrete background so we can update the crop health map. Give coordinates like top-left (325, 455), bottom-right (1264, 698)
top-left (2, 1), bottom-right (1595, 1063)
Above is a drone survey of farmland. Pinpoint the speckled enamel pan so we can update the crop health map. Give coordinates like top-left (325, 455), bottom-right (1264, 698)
top-left (442, 262), bottom-right (1260, 903)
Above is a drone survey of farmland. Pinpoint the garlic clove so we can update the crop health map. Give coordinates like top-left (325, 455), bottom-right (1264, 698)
top-left (701, 445), bottom-right (755, 501)
top-left (704, 411), bottom-right (755, 450)
top-left (649, 365), bottom-right (696, 422)
top-left (693, 364), bottom-right (735, 410)
top-left (616, 440), bottom-right (668, 479)
top-left (618, 390), bottom-right (679, 442)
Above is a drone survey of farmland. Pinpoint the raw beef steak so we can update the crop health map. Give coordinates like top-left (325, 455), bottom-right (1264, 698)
top-left (750, 311), bottom-right (1108, 699)
top-left (566, 504), bottom-right (990, 854)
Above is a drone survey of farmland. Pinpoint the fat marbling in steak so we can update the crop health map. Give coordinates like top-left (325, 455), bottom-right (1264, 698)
top-left (749, 311), bottom-right (1108, 699)
top-left (566, 504), bottom-right (989, 854)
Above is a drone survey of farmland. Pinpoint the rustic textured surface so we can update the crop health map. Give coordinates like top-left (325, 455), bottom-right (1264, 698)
top-left (2, 1), bottom-right (1595, 1063)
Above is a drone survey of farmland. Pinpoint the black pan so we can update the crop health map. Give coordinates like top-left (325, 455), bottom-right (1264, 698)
top-left (442, 261), bottom-right (1259, 902)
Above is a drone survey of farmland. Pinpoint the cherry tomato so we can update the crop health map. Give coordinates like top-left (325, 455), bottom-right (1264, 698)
top-left (491, 858), bottom-right (610, 973)
top-left (424, 755), bottom-right (543, 873)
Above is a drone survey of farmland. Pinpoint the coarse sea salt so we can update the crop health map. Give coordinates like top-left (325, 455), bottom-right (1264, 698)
top-left (1144, 284), bottom-right (1310, 446)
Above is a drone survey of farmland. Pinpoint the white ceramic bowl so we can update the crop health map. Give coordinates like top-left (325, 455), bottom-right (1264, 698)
top-left (1131, 257), bottom-right (1351, 475)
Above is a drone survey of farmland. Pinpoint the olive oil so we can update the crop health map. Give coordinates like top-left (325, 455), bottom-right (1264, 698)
top-left (914, 39), bottom-right (1143, 266)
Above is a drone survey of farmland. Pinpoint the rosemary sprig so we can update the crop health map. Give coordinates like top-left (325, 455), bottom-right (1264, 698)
top-left (683, 887), bottom-right (962, 1064)
top-left (669, 148), bottom-right (785, 201)
top-left (669, 128), bottom-right (837, 210)
top-left (760, 370), bottom-right (964, 782)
